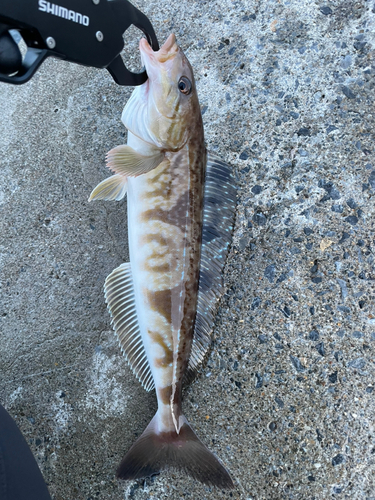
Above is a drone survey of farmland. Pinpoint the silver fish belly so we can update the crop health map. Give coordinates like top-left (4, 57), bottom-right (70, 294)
top-left (90, 34), bottom-right (236, 488)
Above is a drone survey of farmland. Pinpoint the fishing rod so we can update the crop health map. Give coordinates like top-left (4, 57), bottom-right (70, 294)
top-left (0, 0), bottom-right (159, 86)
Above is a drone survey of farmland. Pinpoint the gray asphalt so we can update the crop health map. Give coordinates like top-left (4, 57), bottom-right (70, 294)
top-left (0, 1), bottom-right (374, 499)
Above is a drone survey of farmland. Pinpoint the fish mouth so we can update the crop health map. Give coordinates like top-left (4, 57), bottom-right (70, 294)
top-left (140, 34), bottom-right (178, 67)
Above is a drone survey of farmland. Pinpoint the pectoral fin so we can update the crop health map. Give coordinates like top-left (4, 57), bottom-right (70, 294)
top-left (106, 145), bottom-right (164, 177)
top-left (89, 174), bottom-right (128, 202)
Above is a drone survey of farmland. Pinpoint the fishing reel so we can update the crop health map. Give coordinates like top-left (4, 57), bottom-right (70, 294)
top-left (0, 0), bottom-right (159, 86)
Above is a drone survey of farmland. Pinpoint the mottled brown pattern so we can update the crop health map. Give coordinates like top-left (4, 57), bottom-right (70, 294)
top-left (141, 160), bottom-right (175, 200)
top-left (141, 208), bottom-right (170, 225)
top-left (145, 262), bottom-right (171, 274)
top-left (141, 155), bottom-right (188, 210)
top-left (169, 98), bottom-right (206, 402)
top-left (141, 232), bottom-right (176, 276)
top-left (147, 289), bottom-right (172, 324)
top-left (158, 384), bottom-right (172, 405)
top-left (140, 188), bottom-right (191, 233)
top-left (149, 330), bottom-right (173, 368)
top-left (142, 181), bottom-right (171, 201)
top-left (142, 233), bottom-right (169, 246)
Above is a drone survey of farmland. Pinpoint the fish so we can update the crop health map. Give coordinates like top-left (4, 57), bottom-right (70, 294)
top-left (89, 33), bottom-right (236, 488)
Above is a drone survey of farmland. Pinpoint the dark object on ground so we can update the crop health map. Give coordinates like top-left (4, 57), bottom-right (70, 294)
top-left (0, 404), bottom-right (52, 500)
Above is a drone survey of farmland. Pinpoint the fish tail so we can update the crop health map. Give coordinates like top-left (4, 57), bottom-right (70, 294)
top-left (116, 413), bottom-right (234, 489)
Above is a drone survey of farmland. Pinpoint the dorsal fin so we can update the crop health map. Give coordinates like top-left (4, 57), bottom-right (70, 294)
top-left (185, 153), bottom-right (236, 382)
top-left (104, 263), bottom-right (155, 392)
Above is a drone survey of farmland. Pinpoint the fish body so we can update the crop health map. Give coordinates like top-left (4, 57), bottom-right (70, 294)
top-left (90, 34), bottom-right (236, 488)
top-left (127, 138), bottom-right (205, 433)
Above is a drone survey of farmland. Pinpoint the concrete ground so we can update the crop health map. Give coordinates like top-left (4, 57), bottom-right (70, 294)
top-left (1, 0), bottom-right (374, 499)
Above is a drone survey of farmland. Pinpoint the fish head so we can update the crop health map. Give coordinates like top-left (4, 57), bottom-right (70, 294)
top-left (122, 34), bottom-right (202, 151)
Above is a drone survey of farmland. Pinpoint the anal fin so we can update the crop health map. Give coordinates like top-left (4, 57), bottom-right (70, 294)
top-left (105, 263), bottom-right (154, 392)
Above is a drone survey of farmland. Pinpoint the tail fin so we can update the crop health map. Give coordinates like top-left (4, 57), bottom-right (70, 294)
top-left (116, 413), bottom-right (234, 489)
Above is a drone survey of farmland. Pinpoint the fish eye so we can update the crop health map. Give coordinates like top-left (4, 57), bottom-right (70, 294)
top-left (178, 76), bottom-right (192, 95)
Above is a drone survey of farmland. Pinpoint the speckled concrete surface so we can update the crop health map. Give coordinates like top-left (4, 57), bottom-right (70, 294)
top-left (0, 1), bottom-right (374, 499)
